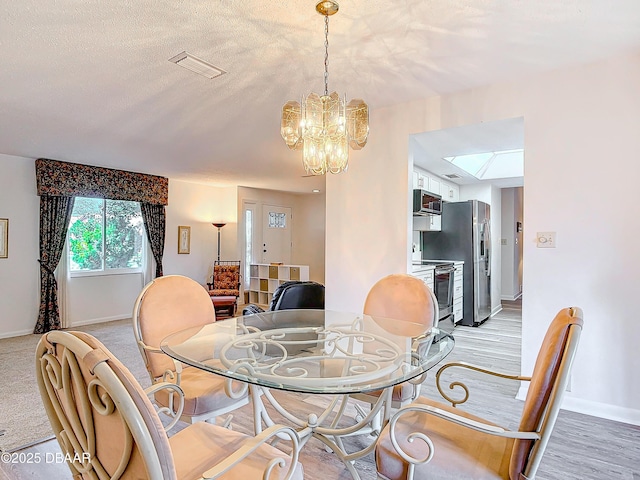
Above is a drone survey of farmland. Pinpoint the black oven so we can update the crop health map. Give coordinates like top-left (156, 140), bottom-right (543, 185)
top-left (433, 263), bottom-right (455, 324)
top-left (415, 261), bottom-right (455, 337)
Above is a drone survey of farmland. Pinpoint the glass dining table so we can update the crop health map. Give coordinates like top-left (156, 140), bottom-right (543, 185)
top-left (161, 309), bottom-right (454, 480)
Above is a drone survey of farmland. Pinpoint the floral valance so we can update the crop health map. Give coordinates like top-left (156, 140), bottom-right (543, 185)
top-left (35, 158), bottom-right (168, 205)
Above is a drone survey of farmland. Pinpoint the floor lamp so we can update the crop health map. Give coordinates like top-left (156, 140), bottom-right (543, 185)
top-left (212, 223), bottom-right (226, 262)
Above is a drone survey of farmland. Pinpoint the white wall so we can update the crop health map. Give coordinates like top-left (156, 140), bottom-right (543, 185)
top-left (326, 51), bottom-right (640, 425)
top-left (291, 193), bottom-right (326, 284)
top-left (501, 187), bottom-right (524, 300)
top-left (238, 187), bottom-right (325, 284)
top-left (501, 188), bottom-right (517, 299)
top-left (0, 154), bottom-right (40, 338)
top-left (67, 273), bottom-right (144, 325)
top-left (326, 100), bottom-right (435, 314)
top-left (164, 181), bottom-right (238, 285)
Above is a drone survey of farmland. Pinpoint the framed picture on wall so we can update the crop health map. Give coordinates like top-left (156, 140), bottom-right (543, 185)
top-left (0, 218), bottom-right (7, 258)
top-left (178, 225), bottom-right (191, 254)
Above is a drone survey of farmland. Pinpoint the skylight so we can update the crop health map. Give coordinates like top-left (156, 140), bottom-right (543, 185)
top-left (443, 149), bottom-right (523, 180)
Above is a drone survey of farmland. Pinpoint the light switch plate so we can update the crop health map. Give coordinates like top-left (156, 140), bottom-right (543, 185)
top-left (536, 232), bottom-right (556, 248)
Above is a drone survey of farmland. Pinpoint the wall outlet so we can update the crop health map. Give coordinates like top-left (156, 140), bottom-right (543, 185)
top-left (536, 232), bottom-right (556, 248)
top-left (501, 238), bottom-right (507, 245)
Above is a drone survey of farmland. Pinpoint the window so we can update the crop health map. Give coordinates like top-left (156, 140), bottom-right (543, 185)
top-left (244, 206), bottom-right (253, 288)
top-left (268, 211), bottom-right (286, 228)
top-left (68, 197), bottom-right (144, 274)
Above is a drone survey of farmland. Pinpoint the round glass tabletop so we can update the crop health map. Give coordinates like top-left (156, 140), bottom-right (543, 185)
top-left (161, 309), bottom-right (454, 395)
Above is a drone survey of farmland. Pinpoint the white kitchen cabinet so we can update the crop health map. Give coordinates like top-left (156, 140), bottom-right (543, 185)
top-left (440, 181), bottom-right (460, 202)
top-left (414, 167), bottom-right (460, 202)
top-left (248, 263), bottom-right (309, 306)
top-left (427, 177), bottom-right (441, 196)
top-left (411, 266), bottom-right (435, 291)
top-left (453, 261), bottom-right (464, 323)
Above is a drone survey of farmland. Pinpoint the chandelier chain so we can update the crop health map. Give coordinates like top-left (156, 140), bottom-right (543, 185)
top-left (324, 14), bottom-right (329, 97)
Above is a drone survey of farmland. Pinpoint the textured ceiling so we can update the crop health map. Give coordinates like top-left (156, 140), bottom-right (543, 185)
top-left (412, 116), bottom-right (525, 187)
top-left (1, 1), bottom-right (640, 192)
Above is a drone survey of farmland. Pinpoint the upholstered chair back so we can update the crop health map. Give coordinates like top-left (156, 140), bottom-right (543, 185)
top-left (133, 275), bottom-right (215, 380)
top-left (510, 307), bottom-right (583, 478)
top-left (363, 273), bottom-right (438, 336)
top-left (348, 273), bottom-right (440, 419)
top-left (272, 281), bottom-right (325, 311)
top-left (36, 330), bottom-right (177, 479)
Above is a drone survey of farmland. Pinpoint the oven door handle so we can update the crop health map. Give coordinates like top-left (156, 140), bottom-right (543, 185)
top-left (435, 267), bottom-right (455, 275)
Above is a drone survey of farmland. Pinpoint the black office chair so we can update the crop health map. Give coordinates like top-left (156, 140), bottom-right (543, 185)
top-left (242, 281), bottom-right (325, 315)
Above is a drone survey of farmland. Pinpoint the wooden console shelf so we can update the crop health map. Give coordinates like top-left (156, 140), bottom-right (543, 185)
top-left (248, 263), bottom-right (310, 305)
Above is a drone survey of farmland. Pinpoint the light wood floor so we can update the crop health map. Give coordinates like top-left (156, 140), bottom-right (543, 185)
top-left (2, 300), bottom-right (639, 479)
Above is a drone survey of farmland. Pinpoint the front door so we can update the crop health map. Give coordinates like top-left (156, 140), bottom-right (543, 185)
top-left (262, 205), bottom-right (292, 264)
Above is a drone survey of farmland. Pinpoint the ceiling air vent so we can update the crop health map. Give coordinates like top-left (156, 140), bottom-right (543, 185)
top-left (443, 173), bottom-right (462, 179)
top-left (169, 51), bottom-right (227, 79)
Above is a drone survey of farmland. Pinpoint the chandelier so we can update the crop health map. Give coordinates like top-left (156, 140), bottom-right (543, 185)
top-left (280, 1), bottom-right (369, 175)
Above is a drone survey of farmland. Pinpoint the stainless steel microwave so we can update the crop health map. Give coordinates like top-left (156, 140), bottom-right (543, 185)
top-left (413, 189), bottom-right (443, 215)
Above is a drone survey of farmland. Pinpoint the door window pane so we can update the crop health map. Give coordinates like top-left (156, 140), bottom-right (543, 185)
top-left (268, 212), bottom-right (286, 228)
top-left (244, 208), bottom-right (253, 287)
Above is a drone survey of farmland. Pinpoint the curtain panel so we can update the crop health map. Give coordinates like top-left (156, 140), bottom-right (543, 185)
top-left (34, 158), bottom-right (169, 333)
top-left (141, 203), bottom-right (166, 278)
top-left (35, 158), bottom-right (169, 205)
top-left (34, 196), bottom-right (75, 334)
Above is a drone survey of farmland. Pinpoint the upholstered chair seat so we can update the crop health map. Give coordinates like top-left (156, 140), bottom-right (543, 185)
top-left (376, 396), bottom-right (514, 480)
top-left (375, 307), bottom-right (584, 480)
top-left (169, 422), bottom-right (300, 480)
top-left (153, 367), bottom-right (242, 417)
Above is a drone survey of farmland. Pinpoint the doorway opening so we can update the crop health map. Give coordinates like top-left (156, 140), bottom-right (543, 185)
top-left (409, 116), bottom-right (524, 319)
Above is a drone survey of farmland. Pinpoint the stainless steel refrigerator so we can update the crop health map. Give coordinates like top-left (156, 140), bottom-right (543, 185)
top-left (422, 200), bottom-right (491, 326)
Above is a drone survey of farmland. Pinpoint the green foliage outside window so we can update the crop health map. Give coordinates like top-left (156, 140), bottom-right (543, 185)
top-left (69, 197), bottom-right (143, 272)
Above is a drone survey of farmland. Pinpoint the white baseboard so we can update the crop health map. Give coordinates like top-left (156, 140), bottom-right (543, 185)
top-left (70, 314), bottom-right (131, 327)
top-left (490, 304), bottom-right (503, 316)
top-left (0, 328), bottom-right (34, 339)
top-left (517, 384), bottom-right (640, 426)
top-left (0, 315), bottom-right (131, 339)
top-left (501, 292), bottom-right (522, 301)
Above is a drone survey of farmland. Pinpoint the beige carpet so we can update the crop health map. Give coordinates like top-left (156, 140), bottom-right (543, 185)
top-left (0, 319), bottom-right (150, 452)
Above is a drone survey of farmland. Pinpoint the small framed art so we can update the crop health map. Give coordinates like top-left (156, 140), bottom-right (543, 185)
top-left (178, 225), bottom-right (191, 254)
